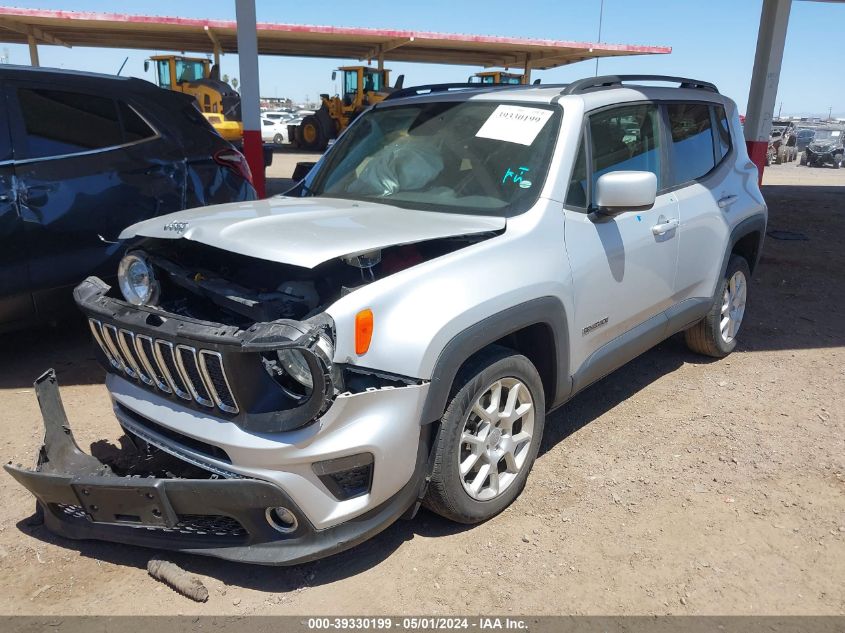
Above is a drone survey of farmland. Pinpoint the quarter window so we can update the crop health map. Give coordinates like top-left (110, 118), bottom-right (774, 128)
top-left (17, 88), bottom-right (123, 159)
top-left (588, 104), bottom-right (662, 196)
top-left (119, 102), bottom-right (156, 143)
top-left (667, 103), bottom-right (715, 184)
top-left (713, 105), bottom-right (731, 161)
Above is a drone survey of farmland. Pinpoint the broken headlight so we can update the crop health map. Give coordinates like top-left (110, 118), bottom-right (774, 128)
top-left (276, 349), bottom-right (313, 389)
top-left (117, 251), bottom-right (159, 306)
top-left (262, 327), bottom-right (334, 402)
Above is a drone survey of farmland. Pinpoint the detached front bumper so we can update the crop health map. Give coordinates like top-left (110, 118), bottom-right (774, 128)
top-left (4, 371), bottom-right (428, 566)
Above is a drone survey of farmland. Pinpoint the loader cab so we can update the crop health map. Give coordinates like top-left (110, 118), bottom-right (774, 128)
top-left (335, 66), bottom-right (391, 108)
top-left (148, 55), bottom-right (210, 91)
top-left (469, 71), bottom-right (525, 85)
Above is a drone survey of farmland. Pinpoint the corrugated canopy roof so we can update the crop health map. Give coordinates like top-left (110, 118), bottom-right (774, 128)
top-left (0, 7), bottom-right (670, 70)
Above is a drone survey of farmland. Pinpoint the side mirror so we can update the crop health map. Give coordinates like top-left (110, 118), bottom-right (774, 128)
top-left (292, 161), bottom-right (317, 181)
top-left (331, 71), bottom-right (337, 81)
top-left (144, 60), bottom-right (150, 72)
top-left (593, 171), bottom-right (657, 215)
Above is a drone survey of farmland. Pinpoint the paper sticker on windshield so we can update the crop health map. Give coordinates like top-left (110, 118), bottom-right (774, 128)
top-left (476, 105), bottom-right (553, 146)
top-left (832, 131), bottom-right (841, 137)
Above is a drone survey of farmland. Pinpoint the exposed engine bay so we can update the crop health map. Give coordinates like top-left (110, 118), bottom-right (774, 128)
top-left (126, 232), bottom-right (499, 327)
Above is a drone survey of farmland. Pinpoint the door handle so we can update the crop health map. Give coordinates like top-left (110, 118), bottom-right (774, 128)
top-left (651, 218), bottom-right (679, 236)
top-left (718, 195), bottom-right (738, 209)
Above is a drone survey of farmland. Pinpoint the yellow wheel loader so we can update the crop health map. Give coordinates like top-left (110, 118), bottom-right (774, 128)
top-left (290, 66), bottom-right (404, 151)
top-left (469, 71), bottom-right (526, 85)
top-left (146, 55), bottom-right (243, 140)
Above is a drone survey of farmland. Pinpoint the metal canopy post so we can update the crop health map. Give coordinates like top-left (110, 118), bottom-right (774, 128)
top-left (234, 0), bottom-right (265, 197)
top-left (745, 0), bottom-right (792, 183)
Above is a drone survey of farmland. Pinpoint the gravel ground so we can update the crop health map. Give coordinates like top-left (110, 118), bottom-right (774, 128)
top-left (0, 160), bottom-right (842, 615)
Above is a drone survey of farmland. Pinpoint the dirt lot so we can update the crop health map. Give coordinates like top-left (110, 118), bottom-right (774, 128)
top-left (0, 160), bottom-right (842, 615)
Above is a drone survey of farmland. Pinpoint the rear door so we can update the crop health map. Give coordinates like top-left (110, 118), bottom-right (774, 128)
top-left (0, 82), bottom-right (33, 326)
top-left (563, 102), bottom-right (680, 383)
top-left (667, 102), bottom-right (733, 302)
top-left (5, 81), bottom-right (185, 310)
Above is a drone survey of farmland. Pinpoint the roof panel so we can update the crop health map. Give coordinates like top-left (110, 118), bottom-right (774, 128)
top-left (0, 6), bottom-right (670, 69)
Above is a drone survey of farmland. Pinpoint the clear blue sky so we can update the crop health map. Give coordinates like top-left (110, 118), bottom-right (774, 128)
top-left (1, 0), bottom-right (842, 117)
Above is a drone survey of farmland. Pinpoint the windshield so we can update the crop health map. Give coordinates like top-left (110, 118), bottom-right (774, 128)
top-left (813, 129), bottom-right (842, 141)
top-left (307, 100), bottom-right (560, 217)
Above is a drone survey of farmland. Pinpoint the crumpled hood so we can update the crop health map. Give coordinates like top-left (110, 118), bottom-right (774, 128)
top-left (120, 196), bottom-right (506, 269)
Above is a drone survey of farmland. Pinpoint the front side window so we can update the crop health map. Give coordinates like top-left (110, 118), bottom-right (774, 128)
top-left (565, 139), bottom-right (588, 208)
top-left (667, 103), bottom-right (715, 185)
top-left (17, 88), bottom-right (123, 159)
top-left (309, 100), bottom-right (559, 217)
top-left (589, 104), bottom-right (661, 195)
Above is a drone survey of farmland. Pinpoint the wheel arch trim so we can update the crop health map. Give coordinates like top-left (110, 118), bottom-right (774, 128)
top-left (418, 296), bottom-right (571, 425)
top-left (722, 213), bottom-right (767, 278)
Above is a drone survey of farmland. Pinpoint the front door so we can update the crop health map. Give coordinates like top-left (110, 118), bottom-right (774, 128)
top-left (562, 103), bottom-right (679, 385)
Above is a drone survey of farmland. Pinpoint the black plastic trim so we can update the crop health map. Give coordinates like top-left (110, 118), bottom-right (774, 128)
top-left (419, 296), bottom-right (570, 424)
top-left (561, 75), bottom-right (718, 95)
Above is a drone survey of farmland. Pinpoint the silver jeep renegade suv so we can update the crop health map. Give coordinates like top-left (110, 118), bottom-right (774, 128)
top-left (7, 75), bottom-right (767, 565)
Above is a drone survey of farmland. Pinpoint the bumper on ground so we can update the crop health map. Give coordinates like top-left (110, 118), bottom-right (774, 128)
top-left (4, 370), bottom-right (429, 565)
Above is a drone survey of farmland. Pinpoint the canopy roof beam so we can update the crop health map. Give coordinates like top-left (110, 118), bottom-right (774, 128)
top-left (0, 16), bottom-right (70, 47)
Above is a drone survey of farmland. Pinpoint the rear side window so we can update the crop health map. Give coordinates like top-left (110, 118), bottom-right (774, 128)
top-left (667, 103), bottom-right (715, 185)
top-left (17, 88), bottom-right (123, 159)
top-left (589, 103), bottom-right (661, 194)
top-left (119, 102), bottom-right (156, 143)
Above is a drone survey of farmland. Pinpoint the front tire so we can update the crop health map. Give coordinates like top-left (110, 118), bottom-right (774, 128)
top-left (424, 347), bottom-right (546, 524)
top-left (685, 254), bottom-right (751, 358)
top-left (273, 133), bottom-right (285, 145)
top-left (298, 115), bottom-right (328, 151)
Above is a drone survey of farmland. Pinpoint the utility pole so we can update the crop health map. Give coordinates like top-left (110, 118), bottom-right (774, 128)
top-left (828, 106), bottom-right (832, 121)
top-left (595, 0), bottom-right (604, 76)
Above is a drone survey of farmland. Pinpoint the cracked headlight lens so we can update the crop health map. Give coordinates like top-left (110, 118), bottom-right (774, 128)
top-left (276, 349), bottom-right (313, 389)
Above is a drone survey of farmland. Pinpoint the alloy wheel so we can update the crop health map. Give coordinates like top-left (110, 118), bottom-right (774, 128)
top-left (458, 377), bottom-right (535, 501)
top-left (720, 270), bottom-right (747, 344)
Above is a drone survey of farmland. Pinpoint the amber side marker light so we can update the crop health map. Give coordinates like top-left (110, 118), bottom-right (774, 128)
top-left (355, 309), bottom-right (374, 355)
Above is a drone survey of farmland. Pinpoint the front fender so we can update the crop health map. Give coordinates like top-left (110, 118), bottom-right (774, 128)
top-left (418, 296), bottom-right (570, 425)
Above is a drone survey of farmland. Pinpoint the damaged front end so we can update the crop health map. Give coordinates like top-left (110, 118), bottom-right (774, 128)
top-left (4, 371), bottom-right (427, 565)
top-left (77, 276), bottom-right (338, 434)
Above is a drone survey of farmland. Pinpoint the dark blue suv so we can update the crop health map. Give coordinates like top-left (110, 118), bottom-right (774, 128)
top-left (0, 65), bottom-right (255, 331)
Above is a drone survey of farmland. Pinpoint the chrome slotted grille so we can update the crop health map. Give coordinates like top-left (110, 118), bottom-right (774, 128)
top-left (87, 319), bottom-right (239, 414)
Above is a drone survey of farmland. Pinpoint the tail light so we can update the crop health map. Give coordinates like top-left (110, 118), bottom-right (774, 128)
top-left (213, 148), bottom-right (253, 185)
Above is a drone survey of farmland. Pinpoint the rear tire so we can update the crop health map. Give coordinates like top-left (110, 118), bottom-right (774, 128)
top-left (424, 347), bottom-right (546, 524)
top-left (273, 133), bottom-right (285, 145)
top-left (685, 255), bottom-right (751, 358)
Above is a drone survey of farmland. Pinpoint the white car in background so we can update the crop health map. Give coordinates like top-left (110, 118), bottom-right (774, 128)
top-left (261, 116), bottom-right (289, 145)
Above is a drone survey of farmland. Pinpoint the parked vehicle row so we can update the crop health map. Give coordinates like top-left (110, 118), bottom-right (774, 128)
top-left (799, 127), bottom-right (844, 168)
top-left (0, 65), bottom-right (256, 331)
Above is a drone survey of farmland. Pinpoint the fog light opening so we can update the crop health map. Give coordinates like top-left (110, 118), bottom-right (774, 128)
top-left (265, 506), bottom-right (298, 534)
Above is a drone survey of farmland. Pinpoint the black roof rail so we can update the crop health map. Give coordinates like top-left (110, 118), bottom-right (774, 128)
top-left (560, 75), bottom-right (719, 95)
top-left (384, 82), bottom-right (534, 101)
